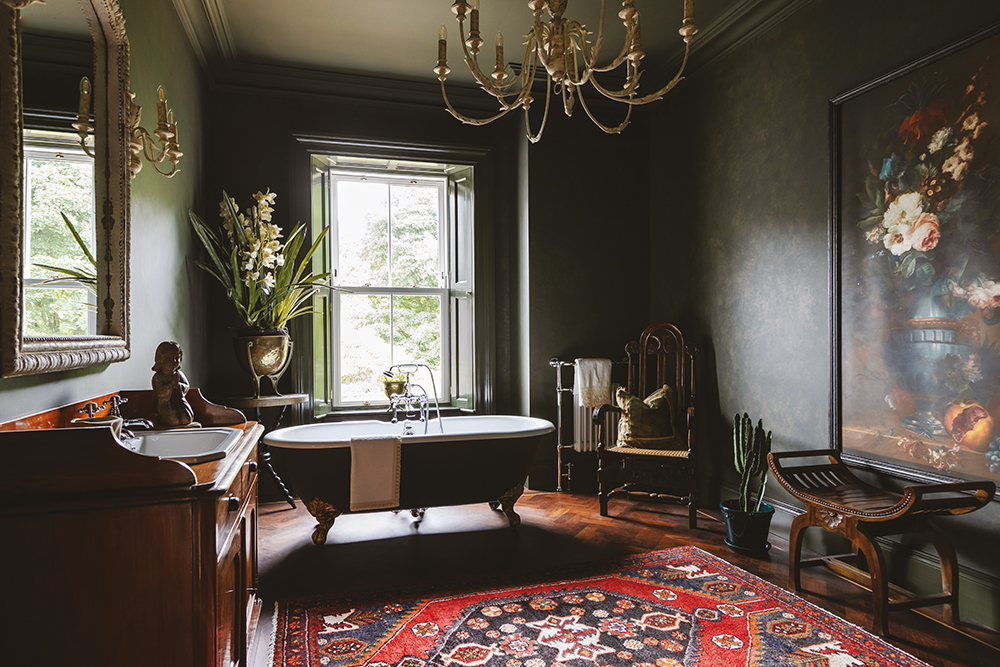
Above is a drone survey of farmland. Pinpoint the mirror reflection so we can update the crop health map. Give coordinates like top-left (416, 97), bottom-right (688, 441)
top-left (20, 0), bottom-right (97, 338)
top-left (0, 0), bottom-right (130, 377)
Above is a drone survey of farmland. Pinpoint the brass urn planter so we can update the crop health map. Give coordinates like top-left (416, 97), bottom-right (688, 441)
top-left (234, 331), bottom-right (292, 397)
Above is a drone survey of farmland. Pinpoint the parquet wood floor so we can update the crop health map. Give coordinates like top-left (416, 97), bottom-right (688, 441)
top-left (251, 491), bottom-right (999, 667)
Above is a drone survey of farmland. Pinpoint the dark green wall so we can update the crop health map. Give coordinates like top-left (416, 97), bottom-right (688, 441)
top-left (0, 0), bottom-right (206, 420)
top-left (649, 0), bottom-right (1000, 627)
top-left (199, 85), bottom-right (654, 472)
top-left (198, 89), bottom-right (522, 408)
top-left (523, 110), bottom-right (653, 489)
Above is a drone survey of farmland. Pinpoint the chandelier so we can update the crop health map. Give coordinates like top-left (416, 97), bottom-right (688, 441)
top-left (434, 0), bottom-right (698, 143)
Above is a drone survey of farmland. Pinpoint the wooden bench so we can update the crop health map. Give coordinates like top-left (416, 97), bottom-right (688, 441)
top-left (768, 449), bottom-right (994, 635)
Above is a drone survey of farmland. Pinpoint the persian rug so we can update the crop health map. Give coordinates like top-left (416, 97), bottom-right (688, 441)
top-left (270, 546), bottom-right (929, 667)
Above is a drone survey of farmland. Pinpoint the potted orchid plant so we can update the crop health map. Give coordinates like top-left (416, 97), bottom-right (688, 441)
top-left (189, 190), bottom-right (330, 394)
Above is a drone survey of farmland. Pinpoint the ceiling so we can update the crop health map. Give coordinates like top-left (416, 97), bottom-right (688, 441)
top-left (16, 1), bottom-right (806, 107)
top-left (168, 0), bottom-right (804, 102)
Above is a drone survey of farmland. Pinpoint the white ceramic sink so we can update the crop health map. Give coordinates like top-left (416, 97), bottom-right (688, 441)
top-left (125, 428), bottom-right (242, 464)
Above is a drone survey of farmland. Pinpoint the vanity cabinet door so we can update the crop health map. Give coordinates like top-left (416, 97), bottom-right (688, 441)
top-left (242, 476), bottom-right (261, 660)
top-left (217, 516), bottom-right (245, 667)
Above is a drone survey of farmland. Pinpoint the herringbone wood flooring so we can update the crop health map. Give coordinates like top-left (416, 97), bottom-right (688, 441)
top-left (251, 491), bottom-right (999, 667)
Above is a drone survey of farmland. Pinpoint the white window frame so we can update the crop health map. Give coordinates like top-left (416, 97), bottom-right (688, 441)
top-left (328, 168), bottom-right (453, 408)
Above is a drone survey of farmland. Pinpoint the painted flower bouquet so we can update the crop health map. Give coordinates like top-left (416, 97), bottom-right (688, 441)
top-left (858, 68), bottom-right (995, 315)
top-left (189, 190), bottom-right (330, 332)
top-left (854, 63), bottom-right (1000, 471)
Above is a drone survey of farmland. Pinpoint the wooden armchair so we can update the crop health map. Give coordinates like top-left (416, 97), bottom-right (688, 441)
top-left (596, 322), bottom-right (699, 527)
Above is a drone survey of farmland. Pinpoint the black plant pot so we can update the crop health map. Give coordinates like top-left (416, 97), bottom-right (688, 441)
top-left (720, 499), bottom-right (774, 557)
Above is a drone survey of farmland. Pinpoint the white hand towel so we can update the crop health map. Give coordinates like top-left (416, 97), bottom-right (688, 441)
top-left (574, 358), bottom-right (612, 408)
top-left (349, 435), bottom-right (401, 511)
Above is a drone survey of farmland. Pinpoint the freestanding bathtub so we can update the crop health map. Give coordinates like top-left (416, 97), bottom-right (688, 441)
top-left (263, 415), bottom-right (554, 544)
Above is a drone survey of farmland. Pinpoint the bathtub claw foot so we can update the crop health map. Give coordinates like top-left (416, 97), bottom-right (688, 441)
top-left (498, 482), bottom-right (526, 528)
top-left (305, 498), bottom-right (342, 545)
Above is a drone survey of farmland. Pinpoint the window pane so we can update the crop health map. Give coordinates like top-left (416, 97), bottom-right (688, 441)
top-left (337, 181), bottom-right (388, 286)
top-left (24, 287), bottom-right (93, 336)
top-left (24, 157), bottom-right (93, 281)
top-left (23, 152), bottom-right (95, 336)
top-left (390, 185), bottom-right (440, 288)
top-left (394, 294), bottom-right (441, 396)
top-left (340, 293), bottom-right (391, 404)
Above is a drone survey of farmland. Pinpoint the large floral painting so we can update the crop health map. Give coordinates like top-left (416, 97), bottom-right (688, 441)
top-left (835, 24), bottom-right (1000, 487)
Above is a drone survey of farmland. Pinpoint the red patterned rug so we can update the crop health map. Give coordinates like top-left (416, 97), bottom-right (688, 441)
top-left (270, 546), bottom-right (928, 667)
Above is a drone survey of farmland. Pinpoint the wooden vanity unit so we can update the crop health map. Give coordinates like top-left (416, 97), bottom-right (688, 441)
top-left (0, 391), bottom-right (264, 667)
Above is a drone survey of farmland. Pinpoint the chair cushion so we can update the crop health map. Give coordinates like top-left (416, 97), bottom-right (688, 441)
top-left (616, 385), bottom-right (680, 449)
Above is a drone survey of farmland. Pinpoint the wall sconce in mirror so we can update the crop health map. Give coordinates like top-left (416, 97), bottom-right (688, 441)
top-left (128, 85), bottom-right (182, 178)
top-left (72, 76), bottom-right (95, 157)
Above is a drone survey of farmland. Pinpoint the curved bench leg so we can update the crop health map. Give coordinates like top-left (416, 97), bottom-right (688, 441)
top-left (922, 521), bottom-right (960, 625)
top-left (787, 512), bottom-right (810, 592)
top-left (855, 526), bottom-right (890, 636)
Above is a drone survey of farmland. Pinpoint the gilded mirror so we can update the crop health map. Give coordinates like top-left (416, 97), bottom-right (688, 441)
top-left (0, 0), bottom-right (130, 377)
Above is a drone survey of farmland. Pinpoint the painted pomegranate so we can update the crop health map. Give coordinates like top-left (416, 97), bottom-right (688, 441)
top-left (943, 401), bottom-right (994, 452)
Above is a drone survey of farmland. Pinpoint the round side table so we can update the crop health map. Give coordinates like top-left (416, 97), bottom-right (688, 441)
top-left (223, 393), bottom-right (308, 509)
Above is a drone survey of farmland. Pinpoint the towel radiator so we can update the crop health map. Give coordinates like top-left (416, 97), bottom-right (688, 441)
top-left (549, 358), bottom-right (622, 492)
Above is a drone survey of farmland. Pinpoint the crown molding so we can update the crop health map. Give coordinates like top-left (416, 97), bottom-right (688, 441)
top-left (651, 0), bottom-right (814, 83)
top-left (170, 0), bottom-right (809, 109)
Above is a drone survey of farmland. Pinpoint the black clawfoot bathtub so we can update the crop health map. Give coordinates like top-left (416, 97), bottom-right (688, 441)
top-left (263, 415), bottom-right (553, 545)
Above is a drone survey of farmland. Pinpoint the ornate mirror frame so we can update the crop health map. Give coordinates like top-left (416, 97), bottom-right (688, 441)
top-left (0, 0), bottom-right (130, 377)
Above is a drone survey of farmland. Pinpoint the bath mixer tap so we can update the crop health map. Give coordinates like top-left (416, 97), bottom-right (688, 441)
top-left (384, 364), bottom-right (444, 435)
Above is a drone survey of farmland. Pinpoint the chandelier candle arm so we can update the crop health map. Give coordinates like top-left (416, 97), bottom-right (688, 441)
top-left (576, 80), bottom-right (633, 134)
top-left (435, 0), bottom-right (698, 141)
top-left (492, 32), bottom-right (504, 82)
top-left (466, 0), bottom-right (482, 54)
top-left (435, 25), bottom-right (450, 78)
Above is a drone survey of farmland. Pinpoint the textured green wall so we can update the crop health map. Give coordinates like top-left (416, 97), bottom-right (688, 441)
top-left (199, 89), bottom-right (522, 407)
top-left (0, 0), bottom-right (205, 420)
top-left (523, 112), bottom-right (653, 489)
top-left (648, 0), bottom-right (1000, 627)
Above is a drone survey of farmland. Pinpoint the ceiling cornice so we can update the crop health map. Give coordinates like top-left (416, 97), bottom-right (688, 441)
top-left (171, 0), bottom-right (810, 109)
top-left (682, 0), bottom-right (815, 76)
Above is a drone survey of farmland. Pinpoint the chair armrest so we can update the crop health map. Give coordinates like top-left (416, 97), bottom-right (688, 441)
top-left (906, 480), bottom-right (995, 511)
top-left (593, 404), bottom-right (621, 424)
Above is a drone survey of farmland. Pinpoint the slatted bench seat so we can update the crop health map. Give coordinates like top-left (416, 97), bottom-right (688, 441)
top-left (768, 449), bottom-right (994, 636)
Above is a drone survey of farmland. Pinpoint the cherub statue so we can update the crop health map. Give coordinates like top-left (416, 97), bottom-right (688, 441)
top-left (151, 341), bottom-right (194, 426)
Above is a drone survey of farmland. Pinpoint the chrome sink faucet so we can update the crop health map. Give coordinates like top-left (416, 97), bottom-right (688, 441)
top-left (384, 364), bottom-right (443, 435)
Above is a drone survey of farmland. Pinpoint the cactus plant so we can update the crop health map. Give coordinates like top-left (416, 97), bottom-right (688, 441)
top-left (733, 413), bottom-right (771, 512)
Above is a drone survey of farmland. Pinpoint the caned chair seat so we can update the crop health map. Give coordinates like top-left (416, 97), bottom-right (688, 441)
top-left (605, 446), bottom-right (690, 458)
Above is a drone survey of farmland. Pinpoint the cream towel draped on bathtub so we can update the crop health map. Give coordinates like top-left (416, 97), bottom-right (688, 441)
top-left (349, 435), bottom-right (401, 511)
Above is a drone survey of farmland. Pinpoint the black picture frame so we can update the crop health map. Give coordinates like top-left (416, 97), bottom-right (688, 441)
top-left (831, 21), bottom-right (1000, 498)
